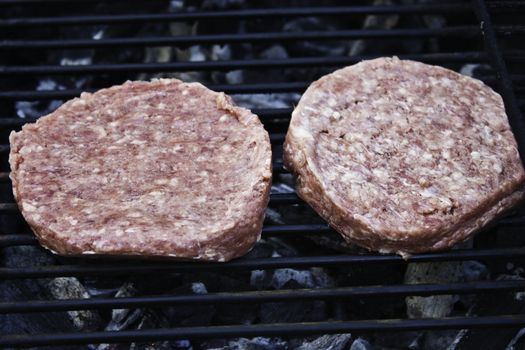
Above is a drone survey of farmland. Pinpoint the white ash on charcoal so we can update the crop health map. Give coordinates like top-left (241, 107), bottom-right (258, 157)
top-left (104, 283), bottom-right (142, 333)
top-left (270, 183), bottom-right (295, 195)
top-left (292, 334), bottom-right (352, 350)
top-left (349, 338), bottom-right (374, 350)
top-left (405, 261), bottom-right (464, 319)
top-left (48, 277), bottom-right (101, 331)
top-left (401, 248), bottom-right (491, 350)
top-left (349, 0), bottom-right (400, 57)
top-left (15, 79), bottom-right (66, 119)
top-left (206, 337), bottom-right (287, 350)
top-left (232, 93), bottom-right (301, 110)
top-left (260, 45), bottom-right (289, 60)
top-left (251, 267), bottom-right (334, 290)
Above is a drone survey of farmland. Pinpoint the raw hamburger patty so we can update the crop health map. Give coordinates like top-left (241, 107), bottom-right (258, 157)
top-left (10, 79), bottom-right (272, 261)
top-left (284, 57), bottom-right (525, 256)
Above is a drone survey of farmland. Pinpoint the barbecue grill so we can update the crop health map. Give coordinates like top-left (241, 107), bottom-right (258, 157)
top-left (1, 0), bottom-right (525, 349)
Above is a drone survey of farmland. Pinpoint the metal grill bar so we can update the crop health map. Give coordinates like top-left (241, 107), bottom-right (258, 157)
top-left (0, 0), bottom-right (159, 3)
top-left (0, 83), bottom-right (309, 99)
top-left (0, 0), bottom-right (521, 7)
top-left (473, 0), bottom-right (525, 165)
top-left (0, 1), bottom-right (522, 23)
top-left (1, 315), bottom-right (524, 348)
top-left (0, 0), bottom-right (508, 5)
top-left (0, 27), bottom-right (482, 50)
top-left (2, 247), bottom-right (525, 279)
top-left (1, 280), bottom-right (523, 314)
top-left (0, 52), bottom-right (490, 76)
top-left (0, 5), bottom-right (473, 27)
top-left (2, 51), bottom-right (524, 80)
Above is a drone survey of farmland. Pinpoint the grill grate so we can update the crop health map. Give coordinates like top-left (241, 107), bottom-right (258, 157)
top-left (1, 0), bottom-right (525, 348)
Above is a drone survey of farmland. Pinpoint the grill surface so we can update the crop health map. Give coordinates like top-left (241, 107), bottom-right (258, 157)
top-left (1, 0), bottom-right (525, 348)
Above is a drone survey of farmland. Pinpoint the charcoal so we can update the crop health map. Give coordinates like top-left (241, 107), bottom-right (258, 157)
top-left (260, 299), bottom-right (326, 324)
top-left (266, 237), bottom-right (300, 257)
top-left (305, 232), bottom-right (364, 254)
top-left (423, 330), bottom-right (467, 350)
top-left (372, 331), bottom-right (421, 350)
top-left (244, 240), bottom-right (276, 259)
top-left (0, 246), bottom-right (95, 349)
top-left (264, 208), bottom-right (285, 225)
top-left (206, 337), bottom-right (288, 350)
top-left (163, 282), bottom-right (216, 327)
top-left (293, 333), bottom-right (352, 350)
top-left (251, 267), bottom-right (334, 290)
top-left (212, 44), bottom-right (233, 61)
top-left (506, 328), bottom-right (525, 350)
top-left (458, 261), bottom-right (490, 309)
top-left (462, 261), bottom-right (489, 282)
top-left (283, 17), bottom-right (347, 56)
top-left (254, 267), bottom-right (331, 323)
top-left (449, 272), bottom-right (525, 350)
top-left (130, 311), bottom-right (191, 350)
top-left (201, 0), bottom-right (245, 10)
top-left (405, 262), bottom-right (463, 319)
top-left (349, 0), bottom-right (400, 57)
top-left (105, 283), bottom-right (143, 332)
top-left (349, 338), bottom-right (373, 350)
top-left (404, 262), bottom-right (465, 349)
top-left (15, 79), bottom-right (66, 119)
top-left (48, 277), bottom-right (101, 331)
top-left (232, 93), bottom-right (301, 109)
top-left (225, 70), bottom-right (244, 85)
top-left (181, 273), bottom-right (258, 325)
top-left (259, 45), bottom-right (289, 60)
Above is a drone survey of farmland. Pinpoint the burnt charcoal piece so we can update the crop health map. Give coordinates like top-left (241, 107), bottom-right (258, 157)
top-left (0, 246), bottom-right (101, 349)
top-left (292, 334), bottom-right (352, 350)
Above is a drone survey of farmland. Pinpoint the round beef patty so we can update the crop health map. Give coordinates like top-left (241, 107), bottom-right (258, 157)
top-left (284, 57), bottom-right (525, 256)
top-left (10, 79), bottom-right (272, 261)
